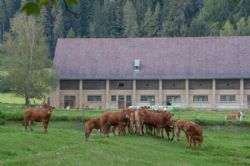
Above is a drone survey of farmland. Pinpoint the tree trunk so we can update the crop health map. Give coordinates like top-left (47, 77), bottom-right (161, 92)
top-left (25, 94), bottom-right (30, 106)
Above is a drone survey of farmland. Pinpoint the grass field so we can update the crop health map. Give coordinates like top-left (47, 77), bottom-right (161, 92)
top-left (1, 93), bottom-right (250, 165)
top-left (0, 122), bottom-right (250, 166)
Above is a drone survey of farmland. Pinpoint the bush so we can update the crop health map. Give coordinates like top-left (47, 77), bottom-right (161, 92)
top-left (0, 111), bottom-right (6, 125)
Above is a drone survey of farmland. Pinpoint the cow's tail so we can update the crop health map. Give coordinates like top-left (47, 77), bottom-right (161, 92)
top-left (224, 115), bottom-right (227, 120)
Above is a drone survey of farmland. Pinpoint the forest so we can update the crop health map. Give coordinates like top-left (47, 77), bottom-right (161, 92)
top-left (1, 0), bottom-right (250, 58)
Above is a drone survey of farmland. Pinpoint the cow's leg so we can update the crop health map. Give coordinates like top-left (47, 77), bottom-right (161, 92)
top-left (199, 139), bottom-right (202, 147)
top-left (137, 122), bottom-right (142, 136)
top-left (165, 128), bottom-right (170, 140)
top-left (42, 121), bottom-right (48, 133)
top-left (101, 125), bottom-right (107, 137)
top-left (29, 120), bottom-right (33, 131)
top-left (177, 128), bottom-right (181, 141)
top-left (24, 119), bottom-right (28, 131)
top-left (153, 126), bottom-right (156, 136)
top-left (161, 128), bottom-right (164, 138)
top-left (185, 133), bottom-right (189, 147)
top-left (85, 124), bottom-right (89, 140)
top-left (156, 127), bottom-right (161, 137)
top-left (193, 138), bottom-right (196, 147)
top-left (106, 125), bottom-right (110, 137)
top-left (170, 130), bottom-right (175, 141)
top-left (111, 126), bottom-right (116, 135)
top-left (120, 124), bottom-right (125, 136)
top-left (141, 124), bottom-right (144, 135)
top-left (118, 125), bottom-right (124, 136)
top-left (189, 136), bottom-right (192, 148)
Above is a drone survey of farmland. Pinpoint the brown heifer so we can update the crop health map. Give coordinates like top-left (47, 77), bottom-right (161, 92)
top-left (225, 111), bottom-right (244, 121)
top-left (100, 111), bottom-right (129, 137)
top-left (24, 105), bottom-right (55, 133)
top-left (85, 117), bottom-right (100, 140)
top-left (135, 109), bottom-right (172, 137)
top-left (124, 109), bottom-right (136, 134)
top-left (175, 119), bottom-right (193, 141)
top-left (184, 122), bottom-right (203, 148)
top-left (161, 119), bottom-right (175, 141)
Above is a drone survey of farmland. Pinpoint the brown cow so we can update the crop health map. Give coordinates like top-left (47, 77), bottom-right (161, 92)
top-left (225, 111), bottom-right (244, 121)
top-left (184, 122), bottom-right (203, 148)
top-left (100, 111), bottom-right (129, 137)
top-left (85, 117), bottom-right (100, 140)
top-left (161, 119), bottom-right (175, 141)
top-left (24, 105), bottom-right (55, 133)
top-left (175, 119), bottom-right (193, 141)
top-left (124, 109), bottom-right (136, 134)
top-left (135, 109), bottom-right (172, 137)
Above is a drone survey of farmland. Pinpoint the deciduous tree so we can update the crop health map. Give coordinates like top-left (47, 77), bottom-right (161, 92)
top-left (3, 13), bottom-right (57, 105)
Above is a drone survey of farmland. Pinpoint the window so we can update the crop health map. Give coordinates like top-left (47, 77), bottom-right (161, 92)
top-left (220, 95), bottom-right (236, 102)
top-left (141, 95), bottom-right (155, 102)
top-left (134, 59), bottom-right (140, 71)
top-left (64, 96), bottom-right (75, 108)
top-left (87, 95), bottom-right (102, 102)
top-left (126, 95), bottom-right (131, 101)
top-left (111, 95), bottom-right (116, 102)
top-left (118, 83), bottom-right (124, 87)
top-left (60, 80), bottom-right (79, 90)
top-left (166, 96), bottom-right (181, 105)
top-left (193, 95), bottom-right (208, 103)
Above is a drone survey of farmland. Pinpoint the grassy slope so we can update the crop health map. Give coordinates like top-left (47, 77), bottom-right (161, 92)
top-left (0, 122), bottom-right (250, 166)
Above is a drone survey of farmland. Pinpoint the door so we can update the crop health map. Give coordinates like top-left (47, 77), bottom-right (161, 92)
top-left (64, 96), bottom-right (76, 109)
top-left (118, 95), bottom-right (125, 109)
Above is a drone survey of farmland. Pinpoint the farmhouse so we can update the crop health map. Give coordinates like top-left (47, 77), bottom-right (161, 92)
top-left (51, 37), bottom-right (250, 110)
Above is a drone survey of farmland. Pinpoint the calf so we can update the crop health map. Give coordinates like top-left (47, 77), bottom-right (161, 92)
top-left (184, 122), bottom-right (203, 148)
top-left (175, 119), bottom-right (193, 141)
top-left (85, 117), bottom-right (100, 140)
top-left (24, 105), bottom-right (55, 133)
top-left (225, 111), bottom-right (244, 121)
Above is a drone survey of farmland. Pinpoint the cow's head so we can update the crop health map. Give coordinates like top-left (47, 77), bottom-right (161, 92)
top-left (47, 106), bottom-right (55, 115)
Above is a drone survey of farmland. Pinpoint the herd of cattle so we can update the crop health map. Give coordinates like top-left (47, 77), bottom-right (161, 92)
top-left (85, 107), bottom-right (203, 148)
top-left (22, 102), bottom-right (245, 148)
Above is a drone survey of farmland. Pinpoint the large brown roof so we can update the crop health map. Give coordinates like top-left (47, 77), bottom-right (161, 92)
top-left (54, 37), bottom-right (250, 80)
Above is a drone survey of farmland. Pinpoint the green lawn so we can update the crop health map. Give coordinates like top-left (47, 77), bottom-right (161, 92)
top-left (0, 93), bottom-right (42, 104)
top-left (0, 122), bottom-right (250, 166)
top-left (1, 102), bottom-right (250, 126)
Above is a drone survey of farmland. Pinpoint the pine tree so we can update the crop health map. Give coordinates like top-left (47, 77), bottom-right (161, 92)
top-left (89, 0), bottom-right (109, 38)
top-left (220, 21), bottom-right (234, 36)
top-left (77, 0), bottom-right (91, 37)
top-left (123, 0), bottom-right (139, 37)
top-left (67, 28), bottom-right (76, 38)
top-left (53, 8), bottom-right (64, 39)
top-left (235, 17), bottom-right (250, 35)
top-left (39, 6), bottom-right (54, 58)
